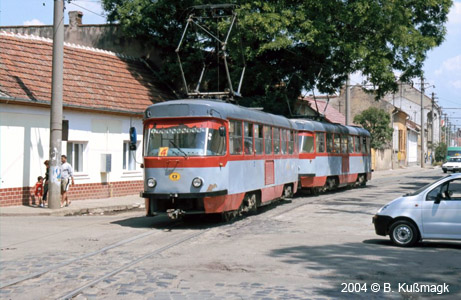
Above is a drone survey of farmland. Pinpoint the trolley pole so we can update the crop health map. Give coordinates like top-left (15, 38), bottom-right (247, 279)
top-left (48, 0), bottom-right (64, 209)
top-left (420, 77), bottom-right (425, 168)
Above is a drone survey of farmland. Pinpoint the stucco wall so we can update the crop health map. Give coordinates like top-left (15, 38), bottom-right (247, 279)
top-left (0, 104), bottom-right (144, 206)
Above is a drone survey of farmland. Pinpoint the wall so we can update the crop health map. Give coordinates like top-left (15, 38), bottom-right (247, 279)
top-left (0, 104), bottom-right (144, 206)
top-left (371, 148), bottom-right (392, 171)
top-left (0, 24), bottom-right (160, 62)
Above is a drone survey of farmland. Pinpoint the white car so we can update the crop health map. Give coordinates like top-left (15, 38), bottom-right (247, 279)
top-left (442, 157), bottom-right (461, 173)
top-left (373, 173), bottom-right (461, 247)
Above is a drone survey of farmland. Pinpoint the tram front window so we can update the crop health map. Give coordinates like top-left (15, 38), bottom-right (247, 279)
top-left (145, 126), bottom-right (226, 157)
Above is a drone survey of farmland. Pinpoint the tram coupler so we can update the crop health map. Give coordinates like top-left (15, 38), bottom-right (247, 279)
top-left (167, 209), bottom-right (185, 220)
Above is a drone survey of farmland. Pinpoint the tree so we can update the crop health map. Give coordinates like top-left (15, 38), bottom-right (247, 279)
top-left (102, 0), bottom-right (452, 115)
top-left (435, 142), bottom-right (447, 162)
top-left (353, 107), bottom-right (393, 150)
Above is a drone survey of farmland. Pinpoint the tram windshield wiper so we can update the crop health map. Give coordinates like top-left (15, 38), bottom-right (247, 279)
top-left (169, 140), bottom-right (188, 158)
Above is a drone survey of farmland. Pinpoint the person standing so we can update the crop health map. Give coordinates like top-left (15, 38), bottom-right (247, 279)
top-left (42, 160), bottom-right (50, 207)
top-left (61, 155), bottom-right (74, 207)
top-left (34, 176), bottom-right (44, 207)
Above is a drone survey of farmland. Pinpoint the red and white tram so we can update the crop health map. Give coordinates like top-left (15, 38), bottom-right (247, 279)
top-left (141, 99), bottom-right (299, 220)
top-left (294, 119), bottom-right (372, 194)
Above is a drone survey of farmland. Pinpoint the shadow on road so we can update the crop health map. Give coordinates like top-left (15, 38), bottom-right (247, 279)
top-left (269, 239), bottom-right (461, 298)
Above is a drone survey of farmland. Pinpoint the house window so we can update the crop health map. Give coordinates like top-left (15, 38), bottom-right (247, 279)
top-left (66, 142), bottom-right (86, 172)
top-left (123, 141), bottom-right (136, 170)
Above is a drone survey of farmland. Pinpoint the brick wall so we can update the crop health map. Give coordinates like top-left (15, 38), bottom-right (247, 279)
top-left (0, 180), bottom-right (143, 207)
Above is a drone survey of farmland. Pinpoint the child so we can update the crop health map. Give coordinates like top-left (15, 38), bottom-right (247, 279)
top-left (34, 176), bottom-right (44, 207)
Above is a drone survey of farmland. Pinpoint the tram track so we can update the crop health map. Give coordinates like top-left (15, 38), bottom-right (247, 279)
top-left (0, 219), bottom-right (211, 300)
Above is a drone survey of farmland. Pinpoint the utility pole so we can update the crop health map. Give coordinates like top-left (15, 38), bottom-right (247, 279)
top-left (444, 114), bottom-right (448, 144)
top-left (431, 92), bottom-right (435, 163)
top-left (345, 75), bottom-right (350, 125)
top-left (48, 0), bottom-right (64, 209)
top-left (420, 77), bottom-right (425, 168)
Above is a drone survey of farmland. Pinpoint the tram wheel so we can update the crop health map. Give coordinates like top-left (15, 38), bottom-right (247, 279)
top-left (283, 185), bottom-right (293, 199)
top-left (221, 210), bottom-right (238, 222)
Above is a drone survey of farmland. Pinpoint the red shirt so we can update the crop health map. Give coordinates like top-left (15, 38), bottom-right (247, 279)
top-left (35, 182), bottom-right (43, 197)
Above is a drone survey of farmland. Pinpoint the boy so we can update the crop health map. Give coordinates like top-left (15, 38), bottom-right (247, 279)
top-left (34, 176), bottom-right (44, 207)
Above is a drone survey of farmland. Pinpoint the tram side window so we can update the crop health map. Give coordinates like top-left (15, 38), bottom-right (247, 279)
top-left (281, 129), bottom-right (288, 154)
top-left (326, 132), bottom-right (333, 153)
top-left (361, 136), bottom-right (368, 154)
top-left (273, 128), bottom-right (281, 154)
top-left (230, 120), bottom-right (243, 155)
top-left (264, 126), bottom-right (272, 154)
top-left (316, 132), bottom-right (325, 153)
top-left (366, 137), bottom-right (370, 154)
top-left (333, 134), bottom-right (340, 153)
top-left (300, 135), bottom-right (314, 153)
top-left (348, 135), bottom-right (354, 153)
top-left (354, 136), bottom-right (361, 153)
top-left (254, 124), bottom-right (263, 155)
top-left (341, 135), bottom-right (347, 153)
top-left (244, 122), bottom-right (254, 155)
top-left (288, 131), bottom-right (294, 154)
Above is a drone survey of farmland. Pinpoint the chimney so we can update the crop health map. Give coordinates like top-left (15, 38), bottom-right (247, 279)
top-left (69, 11), bottom-right (83, 28)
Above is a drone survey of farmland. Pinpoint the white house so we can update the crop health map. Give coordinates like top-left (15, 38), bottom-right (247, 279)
top-left (0, 31), bottom-right (173, 206)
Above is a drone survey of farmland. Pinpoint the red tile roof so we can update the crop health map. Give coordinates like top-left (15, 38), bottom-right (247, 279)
top-left (300, 96), bottom-right (349, 125)
top-left (0, 32), bottom-right (173, 114)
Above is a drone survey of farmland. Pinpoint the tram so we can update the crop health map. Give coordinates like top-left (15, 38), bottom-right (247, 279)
top-left (294, 119), bottom-right (372, 194)
top-left (141, 99), bottom-right (299, 220)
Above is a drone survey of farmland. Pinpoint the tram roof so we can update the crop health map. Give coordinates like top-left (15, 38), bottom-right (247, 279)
top-left (145, 99), bottom-right (297, 129)
top-left (292, 119), bottom-right (370, 137)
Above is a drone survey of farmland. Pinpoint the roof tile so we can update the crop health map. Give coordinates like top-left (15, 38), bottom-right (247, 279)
top-left (0, 33), bottom-right (173, 113)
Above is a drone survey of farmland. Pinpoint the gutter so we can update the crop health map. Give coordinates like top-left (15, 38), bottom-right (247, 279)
top-left (0, 95), bottom-right (144, 117)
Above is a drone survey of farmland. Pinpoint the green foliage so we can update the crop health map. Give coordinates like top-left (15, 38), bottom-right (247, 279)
top-left (102, 0), bottom-right (452, 115)
top-left (353, 107), bottom-right (393, 150)
top-left (435, 142), bottom-right (448, 162)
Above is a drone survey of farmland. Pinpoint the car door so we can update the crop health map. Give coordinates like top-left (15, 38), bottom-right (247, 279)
top-left (422, 178), bottom-right (461, 239)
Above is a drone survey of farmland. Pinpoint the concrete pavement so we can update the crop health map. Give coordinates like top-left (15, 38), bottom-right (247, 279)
top-left (0, 165), bottom-right (440, 217)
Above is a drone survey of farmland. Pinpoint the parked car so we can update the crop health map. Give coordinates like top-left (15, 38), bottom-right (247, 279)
top-left (442, 157), bottom-right (461, 173)
top-left (373, 173), bottom-right (461, 247)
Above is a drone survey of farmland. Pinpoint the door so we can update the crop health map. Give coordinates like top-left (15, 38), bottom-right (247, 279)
top-left (265, 160), bottom-right (274, 185)
top-left (422, 178), bottom-right (461, 239)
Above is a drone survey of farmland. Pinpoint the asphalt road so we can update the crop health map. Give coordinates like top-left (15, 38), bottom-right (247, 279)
top-left (1, 168), bottom-right (459, 299)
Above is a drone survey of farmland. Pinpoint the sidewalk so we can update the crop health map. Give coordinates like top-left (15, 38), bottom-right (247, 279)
top-left (0, 194), bottom-right (145, 217)
top-left (0, 165), bottom-right (439, 217)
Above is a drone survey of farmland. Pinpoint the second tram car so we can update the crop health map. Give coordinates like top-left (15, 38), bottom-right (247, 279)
top-left (294, 119), bottom-right (372, 193)
top-left (141, 99), bottom-right (299, 220)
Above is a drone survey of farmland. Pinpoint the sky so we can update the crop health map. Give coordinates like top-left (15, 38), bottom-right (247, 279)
top-left (1, 0), bottom-right (460, 127)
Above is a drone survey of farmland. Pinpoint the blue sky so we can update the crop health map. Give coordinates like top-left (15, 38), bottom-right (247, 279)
top-left (1, 0), bottom-right (460, 127)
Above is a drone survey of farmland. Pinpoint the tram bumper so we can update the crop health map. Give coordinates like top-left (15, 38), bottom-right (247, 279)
top-left (141, 190), bottom-right (228, 216)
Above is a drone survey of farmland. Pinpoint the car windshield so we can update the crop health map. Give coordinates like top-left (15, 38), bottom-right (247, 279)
top-left (145, 125), bottom-right (226, 157)
top-left (405, 175), bottom-right (452, 196)
top-left (448, 157), bottom-right (461, 162)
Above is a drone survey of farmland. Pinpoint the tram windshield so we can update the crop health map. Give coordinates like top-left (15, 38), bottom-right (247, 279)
top-left (145, 125), bottom-right (226, 157)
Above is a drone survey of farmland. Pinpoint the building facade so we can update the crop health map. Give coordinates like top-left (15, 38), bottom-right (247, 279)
top-left (0, 31), bottom-right (173, 206)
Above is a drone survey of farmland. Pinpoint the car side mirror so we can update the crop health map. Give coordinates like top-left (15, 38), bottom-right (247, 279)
top-left (219, 126), bottom-right (226, 137)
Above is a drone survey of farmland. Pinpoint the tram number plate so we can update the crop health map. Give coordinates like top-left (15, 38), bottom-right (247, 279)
top-left (169, 172), bottom-right (181, 181)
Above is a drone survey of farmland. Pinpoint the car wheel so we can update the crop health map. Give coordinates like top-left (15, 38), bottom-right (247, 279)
top-left (389, 220), bottom-right (419, 247)
top-left (443, 169), bottom-right (447, 173)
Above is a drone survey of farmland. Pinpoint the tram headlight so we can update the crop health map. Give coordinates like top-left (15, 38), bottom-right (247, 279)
top-left (147, 178), bottom-right (157, 188)
top-left (192, 177), bottom-right (203, 188)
